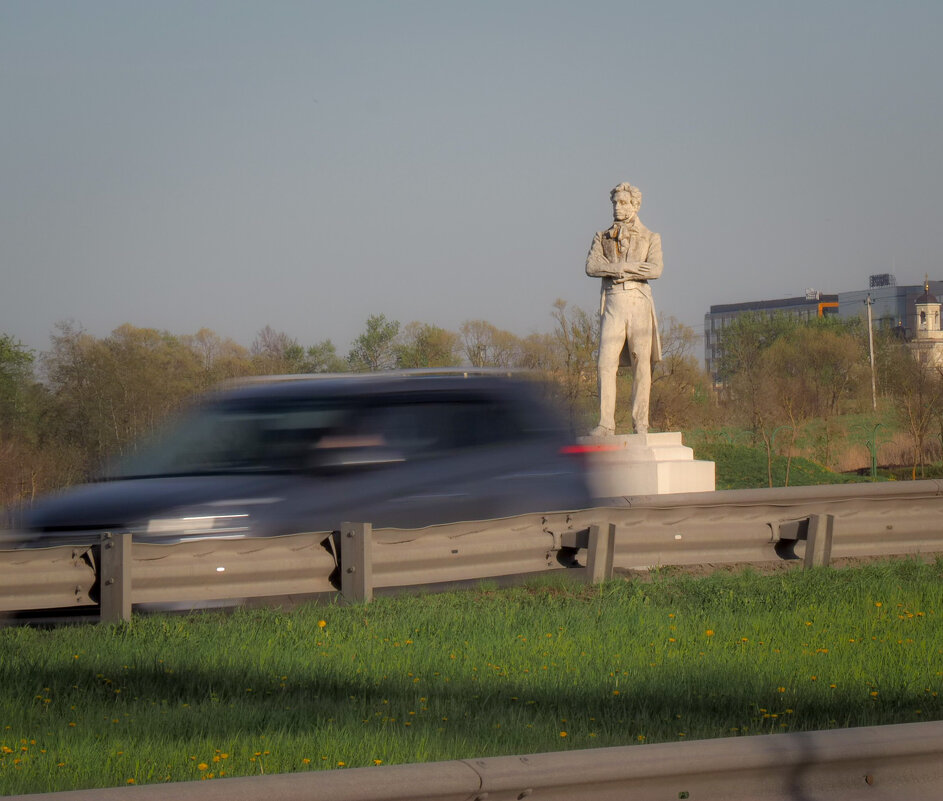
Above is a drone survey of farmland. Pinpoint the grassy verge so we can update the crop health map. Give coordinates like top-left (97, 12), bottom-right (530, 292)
top-left (2, 560), bottom-right (942, 794)
top-left (690, 442), bottom-right (870, 489)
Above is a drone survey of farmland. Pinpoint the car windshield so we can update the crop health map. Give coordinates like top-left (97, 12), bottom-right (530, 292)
top-left (105, 401), bottom-right (353, 478)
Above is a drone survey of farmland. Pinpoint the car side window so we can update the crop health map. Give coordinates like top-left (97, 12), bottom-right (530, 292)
top-left (358, 399), bottom-right (525, 459)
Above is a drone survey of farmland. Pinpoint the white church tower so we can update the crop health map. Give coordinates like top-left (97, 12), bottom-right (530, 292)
top-left (912, 275), bottom-right (943, 366)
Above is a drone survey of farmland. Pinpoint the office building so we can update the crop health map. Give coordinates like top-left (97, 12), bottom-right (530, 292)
top-left (704, 290), bottom-right (838, 383)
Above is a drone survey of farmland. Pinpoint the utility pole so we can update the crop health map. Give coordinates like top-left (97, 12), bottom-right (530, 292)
top-left (865, 295), bottom-right (877, 411)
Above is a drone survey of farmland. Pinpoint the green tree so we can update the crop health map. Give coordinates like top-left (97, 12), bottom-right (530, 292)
top-left (0, 335), bottom-right (46, 511)
top-left (302, 339), bottom-right (348, 373)
top-left (0, 334), bottom-right (35, 439)
top-left (717, 313), bottom-right (803, 441)
top-left (347, 314), bottom-right (401, 372)
top-left (395, 323), bottom-right (460, 368)
top-left (765, 324), bottom-right (867, 472)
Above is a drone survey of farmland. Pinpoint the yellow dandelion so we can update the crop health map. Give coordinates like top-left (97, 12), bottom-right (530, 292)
top-left (875, 602), bottom-right (882, 607)
top-left (705, 629), bottom-right (714, 636)
top-left (612, 690), bottom-right (620, 695)
top-left (198, 762), bottom-right (209, 771)
top-left (374, 759), bottom-right (383, 765)
top-left (318, 620), bottom-right (327, 629)
top-left (126, 779), bottom-right (135, 785)
top-left (777, 687), bottom-right (786, 693)
top-left (302, 758), bottom-right (311, 764)
top-left (559, 731), bottom-right (567, 737)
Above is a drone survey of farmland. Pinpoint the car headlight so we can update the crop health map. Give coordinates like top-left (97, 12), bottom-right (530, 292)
top-left (143, 513), bottom-right (251, 540)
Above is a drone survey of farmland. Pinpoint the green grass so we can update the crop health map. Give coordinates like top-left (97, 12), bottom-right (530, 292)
top-left (690, 442), bottom-right (869, 489)
top-left (2, 560), bottom-right (942, 794)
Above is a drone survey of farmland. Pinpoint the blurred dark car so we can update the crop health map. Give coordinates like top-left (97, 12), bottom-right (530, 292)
top-left (10, 371), bottom-right (591, 547)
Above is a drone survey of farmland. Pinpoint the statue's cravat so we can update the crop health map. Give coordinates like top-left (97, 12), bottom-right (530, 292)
top-left (607, 222), bottom-right (638, 256)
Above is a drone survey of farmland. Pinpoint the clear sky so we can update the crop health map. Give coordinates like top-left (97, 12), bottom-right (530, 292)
top-left (2, 1), bottom-right (942, 356)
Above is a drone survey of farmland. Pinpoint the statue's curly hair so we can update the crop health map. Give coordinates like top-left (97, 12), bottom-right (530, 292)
top-left (610, 182), bottom-right (642, 209)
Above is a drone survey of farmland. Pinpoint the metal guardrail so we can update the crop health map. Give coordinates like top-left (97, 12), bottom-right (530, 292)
top-left (4, 484), bottom-right (943, 799)
top-left (2, 480), bottom-right (943, 620)
top-left (8, 720), bottom-right (943, 800)
top-left (0, 545), bottom-right (96, 610)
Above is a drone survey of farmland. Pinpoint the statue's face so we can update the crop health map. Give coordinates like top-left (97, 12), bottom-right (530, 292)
top-left (612, 192), bottom-right (637, 223)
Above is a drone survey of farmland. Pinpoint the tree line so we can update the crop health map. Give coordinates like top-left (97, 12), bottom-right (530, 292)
top-left (714, 312), bottom-right (943, 481)
top-left (1, 302), bottom-right (939, 509)
top-left (0, 301), bottom-right (713, 507)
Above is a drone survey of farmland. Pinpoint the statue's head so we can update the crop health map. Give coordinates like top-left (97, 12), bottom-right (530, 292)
top-left (610, 182), bottom-right (641, 223)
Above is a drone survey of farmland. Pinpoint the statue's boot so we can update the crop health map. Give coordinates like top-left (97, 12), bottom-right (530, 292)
top-left (588, 425), bottom-right (615, 437)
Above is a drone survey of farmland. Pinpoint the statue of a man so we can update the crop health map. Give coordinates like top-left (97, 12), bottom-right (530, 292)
top-left (585, 182), bottom-right (662, 436)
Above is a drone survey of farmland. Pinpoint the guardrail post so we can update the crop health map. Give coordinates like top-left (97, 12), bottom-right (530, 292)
top-left (340, 522), bottom-right (373, 604)
top-left (100, 532), bottom-right (131, 623)
top-left (586, 523), bottom-right (615, 584)
top-left (804, 514), bottom-right (834, 569)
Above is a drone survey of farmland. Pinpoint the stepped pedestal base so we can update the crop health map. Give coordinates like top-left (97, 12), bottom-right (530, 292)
top-left (577, 431), bottom-right (715, 497)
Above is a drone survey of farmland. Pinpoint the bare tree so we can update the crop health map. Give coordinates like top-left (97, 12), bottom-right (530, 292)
top-left (547, 300), bottom-right (597, 428)
top-left (650, 317), bottom-right (713, 432)
top-left (251, 326), bottom-right (306, 374)
top-left (459, 320), bottom-right (521, 368)
top-left (885, 344), bottom-right (943, 478)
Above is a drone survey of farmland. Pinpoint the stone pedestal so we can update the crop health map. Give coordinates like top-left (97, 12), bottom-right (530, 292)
top-left (577, 432), bottom-right (715, 497)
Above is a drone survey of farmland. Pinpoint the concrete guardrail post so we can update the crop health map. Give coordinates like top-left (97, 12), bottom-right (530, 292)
top-left (100, 532), bottom-right (132, 623)
top-left (340, 522), bottom-right (373, 604)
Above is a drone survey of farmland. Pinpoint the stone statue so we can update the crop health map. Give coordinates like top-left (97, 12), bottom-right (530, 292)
top-left (585, 182), bottom-right (662, 436)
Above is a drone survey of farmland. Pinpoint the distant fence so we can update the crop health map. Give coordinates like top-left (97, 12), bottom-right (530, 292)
top-left (8, 720), bottom-right (943, 800)
top-left (3, 480), bottom-right (943, 622)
